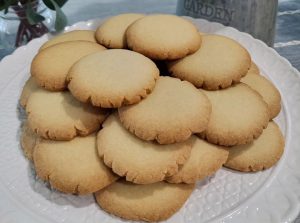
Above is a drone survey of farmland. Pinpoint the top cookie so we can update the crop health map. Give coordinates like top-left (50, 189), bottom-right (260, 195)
top-left (67, 49), bottom-right (159, 108)
top-left (200, 83), bottom-right (269, 146)
top-left (39, 30), bottom-right (97, 50)
top-left (126, 14), bottom-right (201, 60)
top-left (118, 76), bottom-right (211, 144)
top-left (31, 41), bottom-right (106, 91)
top-left (95, 13), bottom-right (145, 49)
top-left (167, 34), bottom-right (251, 90)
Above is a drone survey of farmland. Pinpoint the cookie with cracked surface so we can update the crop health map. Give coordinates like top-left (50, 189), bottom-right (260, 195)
top-left (26, 88), bottom-right (108, 140)
top-left (126, 14), bottom-right (201, 60)
top-left (21, 121), bottom-right (39, 161)
top-left (166, 136), bottom-right (228, 184)
top-left (97, 114), bottom-right (193, 184)
top-left (33, 134), bottom-right (118, 195)
top-left (95, 13), bottom-right (144, 49)
top-left (67, 49), bottom-right (159, 108)
top-left (39, 30), bottom-right (97, 51)
top-left (225, 121), bottom-right (284, 172)
top-left (95, 180), bottom-right (194, 222)
top-left (199, 83), bottom-right (269, 146)
top-left (118, 76), bottom-right (211, 144)
top-left (20, 76), bottom-right (39, 108)
top-left (167, 34), bottom-right (251, 90)
top-left (31, 41), bottom-right (106, 91)
top-left (241, 73), bottom-right (281, 120)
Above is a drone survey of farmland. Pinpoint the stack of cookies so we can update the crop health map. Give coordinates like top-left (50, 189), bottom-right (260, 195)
top-left (19, 13), bottom-right (285, 222)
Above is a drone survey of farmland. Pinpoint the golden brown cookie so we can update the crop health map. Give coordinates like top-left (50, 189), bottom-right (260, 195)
top-left (95, 180), bottom-right (194, 222)
top-left (31, 41), bottom-right (106, 91)
top-left (166, 136), bottom-right (228, 184)
top-left (200, 83), bottom-right (269, 146)
top-left (126, 14), bottom-right (201, 60)
top-left (26, 88), bottom-right (108, 140)
top-left (248, 62), bottom-right (260, 75)
top-left (241, 73), bottom-right (281, 119)
top-left (118, 76), bottom-right (211, 144)
top-left (21, 121), bottom-right (39, 161)
top-left (97, 114), bottom-right (193, 184)
top-left (67, 49), bottom-right (159, 108)
top-left (19, 77), bottom-right (39, 108)
top-left (95, 13), bottom-right (144, 49)
top-left (167, 34), bottom-right (251, 90)
top-left (39, 30), bottom-right (97, 50)
top-left (225, 121), bottom-right (285, 172)
top-left (34, 134), bottom-right (118, 195)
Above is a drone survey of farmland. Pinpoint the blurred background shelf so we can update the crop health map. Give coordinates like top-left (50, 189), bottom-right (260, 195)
top-left (0, 0), bottom-right (299, 71)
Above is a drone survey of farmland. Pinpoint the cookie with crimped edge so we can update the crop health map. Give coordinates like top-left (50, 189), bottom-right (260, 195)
top-left (167, 34), bottom-right (251, 90)
top-left (166, 136), bottom-right (228, 184)
top-left (31, 41), bottom-right (106, 91)
top-left (118, 76), bottom-right (211, 144)
top-left (95, 13), bottom-right (144, 49)
top-left (39, 30), bottom-right (97, 51)
top-left (34, 134), bottom-right (118, 195)
top-left (21, 121), bottom-right (39, 161)
top-left (126, 14), bottom-right (201, 60)
top-left (97, 114), bottom-right (193, 184)
top-left (67, 49), bottom-right (159, 108)
top-left (248, 62), bottom-right (260, 75)
top-left (199, 83), bottom-right (269, 146)
top-left (95, 180), bottom-right (194, 222)
top-left (20, 76), bottom-right (39, 108)
top-left (241, 73), bottom-right (281, 120)
top-left (26, 88), bottom-right (108, 140)
top-left (225, 121), bottom-right (284, 172)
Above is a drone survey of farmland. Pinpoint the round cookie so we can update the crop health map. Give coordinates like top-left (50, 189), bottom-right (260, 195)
top-left (167, 34), bottom-right (251, 90)
top-left (241, 73), bottom-right (281, 120)
top-left (95, 180), bottom-right (194, 222)
top-left (126, 14), bottom-right (201, 60)
top-left (21, 121), bottom-right (39, 161)
top-left (20, 77), bottom-right (39, 108)
top-left (199, 83), bottom-right (269, 146)
top-left (95, 13), bottom-right (145, 49)
top-left (67, 49), bottom-right (159, 108)
top-left (26, 88), bottom-right (108, 140)
top-left (166, 136), bottom-right (229, 184)
top-left (225, 121), bottom-right (284, 172)
top-left (33, 134), bottom-right (118, 194)
top-left (31, 41), bottom-right (106, 91)
top-left (248, 62), bottom-right (260, 75)
top-left (97, 114), bottom-right (193, 184)
top-left (39, 30), bottom-right (97, 50)
top-left (118, 76), bottom-right (211, 144)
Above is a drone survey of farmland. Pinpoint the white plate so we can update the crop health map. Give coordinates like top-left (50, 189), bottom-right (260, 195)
top-left (0, 17), bottom-right (300, 223)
